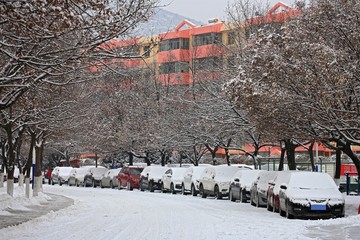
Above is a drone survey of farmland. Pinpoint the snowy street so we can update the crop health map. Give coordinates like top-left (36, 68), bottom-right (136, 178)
top-left (1, 185), bottom-right (360, 240)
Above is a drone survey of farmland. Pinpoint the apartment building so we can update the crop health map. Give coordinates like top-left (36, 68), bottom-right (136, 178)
top-left (94, 2), bottom-right (299, 86)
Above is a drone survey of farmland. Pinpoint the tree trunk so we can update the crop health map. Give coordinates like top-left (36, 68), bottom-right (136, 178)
top-left (5, 124), bottom-right (15, 196)
top-left (34, 141), bottom-right (44, 195)
top-left (334, 147), bottom-right (342, 186)
top-left (308, 141), bottom-right (315, 171)
top-left (285, 139), bottom-right (297, 170)
top-left (18, 173), bottom-right (24, 187)
top-left (225, 139), bottom-right (232, 166)
top-left (145, 152), bottom-right (151, 166)
top-left (128, 152), bottom-right (134, 166)
top-left (7, 179), bottom-right (14, 197)
top-left (341, 142), bottom-right (360, 181)
top-left (278, 143), bottom-right (286, 171)
top-left (0, 173), bottom-right (4, 188)
top-left (25, 177), bottom-right (30, 198)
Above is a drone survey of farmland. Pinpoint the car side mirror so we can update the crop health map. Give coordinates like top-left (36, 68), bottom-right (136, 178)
top-left (280, 184), bottom-right (287, 190)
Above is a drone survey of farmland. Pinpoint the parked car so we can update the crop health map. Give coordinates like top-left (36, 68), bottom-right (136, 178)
top-left (198, 165), bottom-right (241, 199)
top-left (182, 165), bottom-right (209, 196)
top-left (278, 171), bottom-right (345, 219)
top-left (51, 166), bottom-right (73, 186)
top-left (83, 167), bottom-right (108, 188)
top-left (267, 171), bottom-right (292, 212)
top-left (250, 171), bottom-right (278, 207)
top-left (67, 166), bottom-right (93, 187)
top-left (139, 166), bottom-right (170, 192)
top-left (68, 168), bottom-right (78, 186)
top-left (117, 166), bottom-right (144, 190)
top-left (229, 169), bottom-right (263, 203)
top-left (100, 168), bottom-right (121, 188)
top-left (162, 167), bottom-right (188, 194)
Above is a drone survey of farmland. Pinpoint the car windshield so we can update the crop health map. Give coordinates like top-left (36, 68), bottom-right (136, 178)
top-left (130, 168), bottom-right (142, 175)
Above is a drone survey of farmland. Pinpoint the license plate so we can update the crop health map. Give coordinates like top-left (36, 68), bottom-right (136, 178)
top-left (311, 205), bottom-right (326, 211)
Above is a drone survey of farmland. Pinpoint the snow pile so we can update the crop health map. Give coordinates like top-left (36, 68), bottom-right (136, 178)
top-left (0, 186), bottom-right (51, 215)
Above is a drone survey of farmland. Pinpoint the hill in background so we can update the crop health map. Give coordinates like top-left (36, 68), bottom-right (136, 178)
top-left (133, 9), bottom-right (204, 37)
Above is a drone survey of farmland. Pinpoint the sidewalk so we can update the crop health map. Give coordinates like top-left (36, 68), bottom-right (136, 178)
top-left (0, 193), bottom-right (73, 229)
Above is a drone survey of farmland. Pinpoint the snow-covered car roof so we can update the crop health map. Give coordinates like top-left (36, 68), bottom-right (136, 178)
top-left (169, 168), bottom-right (187, 181)
top-left (106, 168), bottom-right (121, 178)
top-left (288, 172), bottom-right (338, 189)
top-left (214, 166), bottom-right (241, 181)
top-left (237, 170), bottom-right (264, 188)
top-left (255, 171), bottom-right (278, 191)
top-left (141, 166), bottom-right (170, 179)
top-left (55, 167), bottom-right (73, 177)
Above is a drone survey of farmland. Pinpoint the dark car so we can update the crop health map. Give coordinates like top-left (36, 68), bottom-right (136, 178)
top-left (117, 166), bottom-right (144, 190)
top-left (250, 171), bottom-right (278, 207)
top-left (83, 167), bottom-right (107, 188)
top-left (278, 171), bottom-right (345, 219)
top-left (229, 170), bottom-right (263, 203)
top-left (139, 166), bottom-right (170, 192)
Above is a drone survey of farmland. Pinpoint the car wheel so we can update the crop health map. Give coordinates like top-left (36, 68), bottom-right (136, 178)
top-left (214, 185), bottom-right (222, 199)
top-left (240, 189), bottom-right (246, 203)
top-left (161, 183), bottom-right (167, 193)
top-left (199, 184), bottom-right (207, 198)
top-left (170, 183), bottom-right (175, 194)
top-left (118, 181), bottom-right (122, 190)
top-left (127, 181), bottom-right (133, 191)
top-left (149, 181), bottom-right (154, 192)
top-left (109, 181), bottom-right (113, 189)
top-left (273, 198), bottom-right (277, 213)
top-left (140, 181), bottom-right (144, 192)
top-left (59, 180), bottom-right (62, 186)
top-left (181, 184), bottom-right (186, 195)
top-left (256, 195), bottom-right (260, 208)
top-left (286, 201), bottom-right (293, 219)
top-left (51, 179), bottom-right (54, 185)
top-left (267, 201), bottom-right (272, 211)
top-left (191, 184), bottom-right (197, 196)
top-left (75, 180), bottom-right (79, 187)
top-left (229, 188), bottom-right (235, 202)
top-left (100, 181), bottom-right (104, 188)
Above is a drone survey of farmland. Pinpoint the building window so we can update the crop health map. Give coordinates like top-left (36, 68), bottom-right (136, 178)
top-left (193, 33), bottom-right (222, 46)
top-left (143, 46), bottom-right (150, 58)
top-left (193, 57), bottom-right (222, 71)
top-left (159, 38), bottom-right (190, 52)
top-left (160, 61), bottom-right (189, 74)
top-left (119, 45), bottom-right (139, 57)
top-left (228, 31), bottom-right (236, 45)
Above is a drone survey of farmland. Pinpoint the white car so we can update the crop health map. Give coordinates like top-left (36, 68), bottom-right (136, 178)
top-left (198, 165), bottom-right (241, 199)
top-left (278, 171), bottom-right (345, 219)
top-left (162, 167), bottom-right (188, 194)
top-left (182, 165), bottom-right (209, 196)
top-left (51, 167), bottom-right (73, 185)
top-left (100, 168), bottom-right (121, 188)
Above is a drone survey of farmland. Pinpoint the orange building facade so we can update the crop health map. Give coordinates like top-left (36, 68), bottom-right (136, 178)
top-left (94, 2), bottom-right (300, 86)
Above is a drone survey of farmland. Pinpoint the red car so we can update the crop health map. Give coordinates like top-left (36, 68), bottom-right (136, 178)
top-left (116, 166), bottom-right (144, 190)
top-left (267, 171), bottom-right (292, 212)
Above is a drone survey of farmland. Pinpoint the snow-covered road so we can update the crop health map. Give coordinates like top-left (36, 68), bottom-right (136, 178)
top-left (1, 185), bottom-right (360, 240)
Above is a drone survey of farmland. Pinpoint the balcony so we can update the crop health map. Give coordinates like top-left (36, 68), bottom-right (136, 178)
top-left (158, 49), bottom-right (190, 64)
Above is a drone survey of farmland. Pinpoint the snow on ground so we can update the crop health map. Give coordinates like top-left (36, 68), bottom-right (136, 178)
top-left (0, 184), bottom-right (360, 240)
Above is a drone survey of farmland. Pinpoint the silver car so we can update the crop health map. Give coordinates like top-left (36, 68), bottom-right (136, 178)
top-left (100, 168), bottom-right (121, 188)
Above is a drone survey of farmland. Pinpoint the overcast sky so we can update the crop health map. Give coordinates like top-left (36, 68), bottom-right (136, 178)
top-left (160, 0), bottom-right (295, 22)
